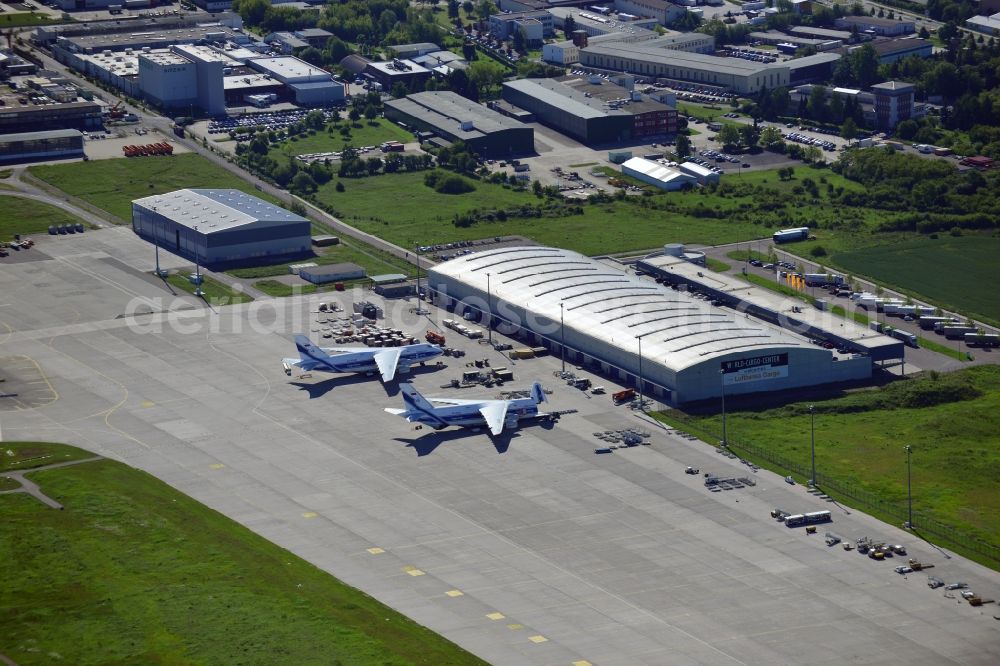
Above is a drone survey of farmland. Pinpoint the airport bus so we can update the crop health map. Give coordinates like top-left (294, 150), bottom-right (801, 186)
top-left (784, 510), bottom-right (832, 527)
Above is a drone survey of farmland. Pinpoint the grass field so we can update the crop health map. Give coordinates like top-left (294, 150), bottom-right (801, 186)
top-left (832, 235), bottom-right (1000, 326)
top-left (228, 237), bottom-right (413, 280)
top-left (314, 171), bottom-right (777, 255)
top-left (166, 273), bottom-right (254, 305)
top-left (0, 12), bottom-right (66, 27)
top-left (0, 442), bottom-right (486, 665)
top-left (678, 102), bottom-right (738, 123)
top-left (270, 119), bottom-right (413, 159)
top-left (29, 154), bottom-right (282, 223)
top-left (0, 197), bottom-right (94, 242)
top-left (653, 366), bottom-right (1000, 565)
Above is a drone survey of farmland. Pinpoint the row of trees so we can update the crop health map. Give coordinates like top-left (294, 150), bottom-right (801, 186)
top-left (832, 148), bottom-right (998, 222)
top-left (232, 0), bottom-right (444, 51)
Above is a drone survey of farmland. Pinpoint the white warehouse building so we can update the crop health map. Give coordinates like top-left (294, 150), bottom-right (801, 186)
top-left (621, 157), bottom-right (697, 191)
top-left (428, 247), bottom-right (871, 404)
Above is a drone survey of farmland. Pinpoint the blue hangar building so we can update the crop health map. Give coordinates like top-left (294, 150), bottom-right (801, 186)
top-left (131, 189), bottom-right (311, 267)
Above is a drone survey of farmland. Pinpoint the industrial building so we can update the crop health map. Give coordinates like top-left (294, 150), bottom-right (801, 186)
top-left (835, 16), bottom-right (915, 36)
top-left (548, 7), bottom-right (660, 37)
top-left (788, 25), bottom-right (854, 42)
top-left (299, 263), bottom-right (366, 285)
top-left (501, 76), bottom-right (677, 144)
top-left (621, 157), bottom-right (697, 190)
top-left (32, 12), bottom-right (245, 48)
top-left (428, 246), bottom-right (878, 404)
top-left (637, 251), bottom-right (903, 362)
top-left (384, 91), bottom-right (534, 157)
top-left (785, 52), bottom-right (842, 85)
top-left (364, 59), bottom-right (432, 92)
top-left (0, 79), bottom-right (102, 133)
top-left (614, 0), bottom-right (688, 25)
top-left (542, 31), bottom-right (660, 65)
top-left (679, 161), bottom-right (720, 186)
top-left (58, 40), bottom-right (341, 111)
top-left (51, 24), bottom-right (248, 55)
top-left (748, 31), bottom-right (843, 52)
top-left (131, 189), bottom-right (311, 267)
top-left (580, 42), bottom-right (788, 94)
top-left (138, 44), bottom-right (226, 115)
top-left (967, 12), bottom-right (1000, 34)
top-left (839, 38), bottom-right (933, 64)
top-left (411, 50), bottom-right (468, 75)
top-left (263, 32), bottom-right (309, 54)
top-left (488, 10), bottom-right (554, 44)
top-left (0, 129), bottom-right (84, 164)
top-left (0, 50), bottom-right (38, 78)
top-left (386, 43), bottom-right (441, 59)
top-left (247, 57), bottom-right (344, 105)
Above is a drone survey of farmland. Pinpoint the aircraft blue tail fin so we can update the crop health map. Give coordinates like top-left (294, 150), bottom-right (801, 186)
top-left (531, 381), bottom-right (546, 404)
top-left (400, 382), bottom-right (437, 413)
top-left (295, 334), bottom-right (329, 363)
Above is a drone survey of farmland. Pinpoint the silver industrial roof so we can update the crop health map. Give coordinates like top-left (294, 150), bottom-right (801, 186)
top-left (431, 247), bottom-right (813, 373)
top-left (0, 129), bottom-right (83, 142)
top-left (785, 52), bottom-right (842, 70)
top-left (385, 91), bottom-right (526, 136)
top-left (582, 42), bottom-right (780, 76)
top-left (133, 189), bottom-right (307, 233)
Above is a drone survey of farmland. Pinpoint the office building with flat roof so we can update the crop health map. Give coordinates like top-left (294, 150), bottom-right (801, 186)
top-left (871, 80), bottom-right (914, 130)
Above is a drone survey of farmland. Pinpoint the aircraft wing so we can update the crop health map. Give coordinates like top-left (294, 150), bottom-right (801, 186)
top-left (478, 401), bottom-right (510, 436)
top-left (283, 357), bottom-right (318, 371)
top-left (319, 346), bottom-right (369, 355)
top-left (373, 347), bottom-right (404, 382)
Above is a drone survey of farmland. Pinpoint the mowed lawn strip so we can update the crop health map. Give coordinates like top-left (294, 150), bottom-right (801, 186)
top-left (0, 442), bottom-right (487, 666)
top-left (228, 236), bottom-right (414, 280)
top-left (29, 153), bottom-right (283, 223)
top-left (653, 366), bottom-right (1000, 557)
top-left (166, 273), bottom-right (254, 305)
top-left (0, 197), bottom-right (93, 242)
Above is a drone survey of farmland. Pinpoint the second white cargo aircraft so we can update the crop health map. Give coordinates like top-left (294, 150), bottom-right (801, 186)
top-left (385, 381), bottom-right (548, 436)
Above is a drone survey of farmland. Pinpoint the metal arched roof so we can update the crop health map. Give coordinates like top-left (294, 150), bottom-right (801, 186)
top-left (429, 246), bottom-right (809, 373)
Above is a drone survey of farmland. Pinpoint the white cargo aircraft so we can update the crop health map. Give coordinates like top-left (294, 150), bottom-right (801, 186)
top-left (283, 335), bottom-right (442, 382)
top-left (385, 381), bottom-right (548, 436)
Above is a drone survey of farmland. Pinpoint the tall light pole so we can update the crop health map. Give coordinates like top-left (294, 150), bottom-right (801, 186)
top-left (486, 272), bottom-right (493, 344)
top-left (636, 333), bottom-right (646, 413)
top-left (559, 302), bottom-right (566, 374)
top-left (904, 445), bottom-right (913, 529)
top-left (414, 244), bottom-right (421, 302)
top-left (152, 206), bottom-right (162, 278)
top-left (809, 405), bottom-right (816, 487)
top-left (719, 369), bottom-right (727, 446)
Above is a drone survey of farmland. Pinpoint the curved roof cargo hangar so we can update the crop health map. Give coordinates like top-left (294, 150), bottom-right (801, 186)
top-left (428, 247), bottom-right (870, 403)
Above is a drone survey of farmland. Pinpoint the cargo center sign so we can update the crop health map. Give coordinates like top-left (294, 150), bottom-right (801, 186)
top-left (722, 353), bottom-right (788, 386)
